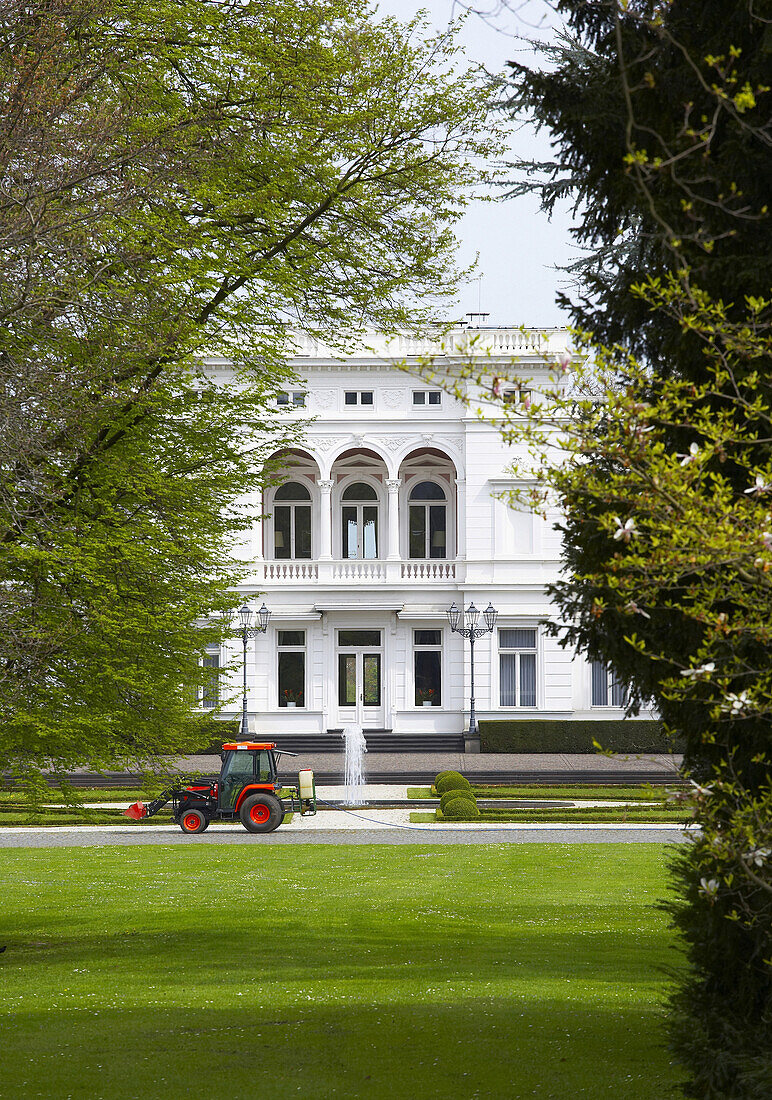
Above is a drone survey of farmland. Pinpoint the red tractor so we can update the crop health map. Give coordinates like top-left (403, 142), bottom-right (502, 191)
top-left (124, 742), bottom-right (316, 834)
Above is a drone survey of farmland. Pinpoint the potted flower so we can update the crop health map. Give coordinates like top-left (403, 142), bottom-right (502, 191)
top-left (417, 688), bottom-right (435, 707)
top-left (283, 688), bottom-right (303, 708)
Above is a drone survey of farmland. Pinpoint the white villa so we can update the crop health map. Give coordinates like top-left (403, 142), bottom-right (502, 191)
top-left (201, 325), bottom-right (631, 752)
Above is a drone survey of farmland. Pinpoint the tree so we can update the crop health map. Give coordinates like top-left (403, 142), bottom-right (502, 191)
top-left (0, 0), bottom-right (498, 775)
top-left (444, 0), bottom-right (771, 1094)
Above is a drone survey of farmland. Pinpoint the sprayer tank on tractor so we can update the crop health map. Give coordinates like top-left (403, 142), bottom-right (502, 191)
top-left (124, 742), bottom-right (316, 834)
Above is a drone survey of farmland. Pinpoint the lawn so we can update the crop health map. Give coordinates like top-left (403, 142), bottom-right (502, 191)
top-left (0, 844), bottom-right (682, 1099)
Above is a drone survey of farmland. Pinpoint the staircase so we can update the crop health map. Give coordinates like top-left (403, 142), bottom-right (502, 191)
top-left (269, 729), bottom-right (465, 753)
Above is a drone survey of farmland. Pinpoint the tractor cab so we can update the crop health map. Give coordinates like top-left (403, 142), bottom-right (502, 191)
top-left (218, 742), bottom-right (278, 811)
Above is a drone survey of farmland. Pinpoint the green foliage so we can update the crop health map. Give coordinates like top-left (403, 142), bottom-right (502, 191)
top-left (439, 796), bottom-right (480, 820)
top-left (435, 771), bottom-right (471, 795)
top-left (439, 788), bottom-right (477, 814)
top-left (479, 720), bottom-right (676, 754)
top-left (0, 0), bottom-right (497, 773)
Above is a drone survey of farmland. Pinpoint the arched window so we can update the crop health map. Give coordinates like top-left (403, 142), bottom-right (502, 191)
top-left (273, 482), bottom-right (312, 559)
top-left (409, 481), bottom-right (447, 559)
top-left (341, 481), bottom-right (379, 559)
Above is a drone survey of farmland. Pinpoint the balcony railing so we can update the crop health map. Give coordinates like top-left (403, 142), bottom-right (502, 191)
top-left (256, 559), bottom-right (456, 584)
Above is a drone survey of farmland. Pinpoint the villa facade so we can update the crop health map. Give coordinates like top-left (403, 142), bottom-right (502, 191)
top-left (202, 326), bottom-right (632, 750)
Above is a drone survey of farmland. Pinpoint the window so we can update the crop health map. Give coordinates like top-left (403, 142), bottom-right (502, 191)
top-left (591, 661), bottom-right (627, 707)
top-left (409, 481), bottom-right (447, 559)
top-left (278, 630), bottom-right (305, 708)
top-left (503, 387), bottom-right (532, 407)
top-left (412, 391), bottom-right (441, 406)
top-left (499, 628), bottom-right (537, 707)
top-left (200, 648), bottom-right (220, 709)
top-left (414, 629), bottom-right (442, 706)
top-left (341, 482), bottom-right (379, 558)
top-left (273, 482), bottom-right (312, 559)
top-left (344, 391), bottom-right (373, 406)
top-left (277, 391), bottom-right (306, 407)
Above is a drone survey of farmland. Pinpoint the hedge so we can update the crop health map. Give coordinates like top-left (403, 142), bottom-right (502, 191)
top-left (478, 719), bottom-right (683, 755)
top-left (439, 789), bottom-right (477, 813)
top-left (441, 796), bottom-right (480, 820)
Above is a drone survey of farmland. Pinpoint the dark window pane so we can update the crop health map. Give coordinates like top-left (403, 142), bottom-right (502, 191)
top-left (611, 677), bottom-right (626, 707)
top-left (360, 391), bottom-right (373, 405)
top-left (276, 392), bottom-right (290, 405)
top-left (519, 653), bottom-right (537, 707)
top-left (295, 506), bottom-right (312, 558)
top-left (363, 506), bottom-right (378, 558)
top-left (591, 661), bottom-right (608, 706)
top-left (410, 481), bottom-right (445, 501)
top-left (292, 392), bottom-right (306, 406)
top-left (428, 391), bottom-right (441, 405)
top-left (429, 505), bottom-right (446, 558)
top-left (499, 628), bottom-right (537, 649)
top-left (500, 654), bottom-right (516, 706)
top-left (278, 630), bottom-right (304, 647)
top-left (363, 654), bottom-right (381, 705)
top-left (409, 505), bottom-right (426, 558)
top-left (274, 506), bottom-right (291, 559)
top-left (344, 391), bottom-right (357, 405)
top-left (415, 650), bottom-right (441, 705)
top-left (275, 482), bottom-right (311, 501)
top-left (201, 653), bottom-right (219, 709)
top-left (278, 651), bottom-right (305, 707)
top-left (342, 506), bottom-right (357, 558)
top-left (413, 391), bottom-right (426, 404)
top-left (342, 481), bottom-right (378, 501)
top-left (414, 630), bottom-right (441, 646)
top-left (338, 630), bottom-right (381, 647)
top-left (338, 654), bottom-right (356, 705)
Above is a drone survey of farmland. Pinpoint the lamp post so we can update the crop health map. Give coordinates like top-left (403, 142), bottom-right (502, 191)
top-left (446, 600), bottom-right (498, 738)
top-left (237, 603), bottom-right (271, 738)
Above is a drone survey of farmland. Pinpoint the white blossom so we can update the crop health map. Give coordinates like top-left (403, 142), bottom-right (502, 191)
top-left (680, 662), bottom-right (716, 678)
top-left (699, 877), bottom-right (720, 898)
top-left (678, 442), bottom-right (701, 465)
top-left (624, 600), bottom-right (651, 619)
top-left (689, 779), bottom-right (714, 797)
top-left (744, 848), bottom-right (771, 867)
top-left (724, 691), bottom-right (751, 715)
top-left (745, 475), bottom-right (771, 495)
top-left (612, 516), bottom-right (636, 543)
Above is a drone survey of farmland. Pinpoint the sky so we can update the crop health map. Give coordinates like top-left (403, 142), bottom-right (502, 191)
top-left (374, 0), bottom-right (577, 329)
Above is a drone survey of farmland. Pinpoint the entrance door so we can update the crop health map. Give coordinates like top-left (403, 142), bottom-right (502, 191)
top-left (336, 629), bottom-right (383, 727)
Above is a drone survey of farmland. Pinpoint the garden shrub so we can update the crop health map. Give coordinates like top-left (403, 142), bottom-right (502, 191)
top-left (478, 719), bottom-right (681, 754)
top-left (435, 771), bottom-right (471, 795)
top-left (439, 789), bottom-right (477, 813)
top-left (441, 796), bottom-right (480, 820)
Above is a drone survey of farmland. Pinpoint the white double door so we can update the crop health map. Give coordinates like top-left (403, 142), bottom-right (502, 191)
top-left (335, 628), bottom-right (384, 728)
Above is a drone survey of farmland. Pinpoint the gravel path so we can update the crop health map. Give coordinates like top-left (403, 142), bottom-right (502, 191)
top-left (0, 820), bottom-right (695, 847)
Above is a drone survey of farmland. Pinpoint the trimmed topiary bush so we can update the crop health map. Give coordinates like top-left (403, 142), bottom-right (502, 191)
top-left (435, 771), bottom-right (472, 795)
top-left (439, 789), bottom-right (477, 814)
top-left (441, 796), bottom-right (480, 820)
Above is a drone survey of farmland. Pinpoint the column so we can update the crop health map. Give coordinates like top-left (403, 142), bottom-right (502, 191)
top-left (317, 479), bottom-right (333, 560)
top-left (385, 478), bottom-right (402, 560)
top-left (455, 478), bottom-right (466, 560)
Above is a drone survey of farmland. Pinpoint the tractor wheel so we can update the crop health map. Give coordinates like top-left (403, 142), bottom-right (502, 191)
top-left (179, 808), bottom-right (209, 834)
top-left (239, 793), bottom-right (283, 834)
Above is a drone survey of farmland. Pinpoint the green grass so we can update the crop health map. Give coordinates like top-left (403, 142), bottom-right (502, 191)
top-left (0, 844), bottom-right (681, 1099)
top-left (412, 808), bottom-right (689, 824)
top-left (408, 785), bottom-right (677, 801)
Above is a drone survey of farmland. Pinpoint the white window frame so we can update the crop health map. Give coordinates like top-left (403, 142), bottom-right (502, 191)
top-left (270, 482), bottom-right (313, 560)
top-left (412, 628), bottom-right (443, 708)
top-left (344, 390), bottom-right (374, 407)
top-left (497, 627), bottom-right (539, 709)
top-left (277, 629), bottom-right (307, 709)
top-left (277, 391), bottom-right (306, 407)
top-left (199, 646), bottom-right (220, 710)
top-left (334, 474), bottom-right (383, 559)
top-left (412, 390), bottom-right (442, 407)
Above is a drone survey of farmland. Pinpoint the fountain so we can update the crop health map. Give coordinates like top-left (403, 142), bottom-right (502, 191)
top-left (342, 724), bottom-right (367, 806)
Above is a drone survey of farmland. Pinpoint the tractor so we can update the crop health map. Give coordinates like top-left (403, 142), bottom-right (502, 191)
top-left (124, 742), bottom-right (316, 834)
